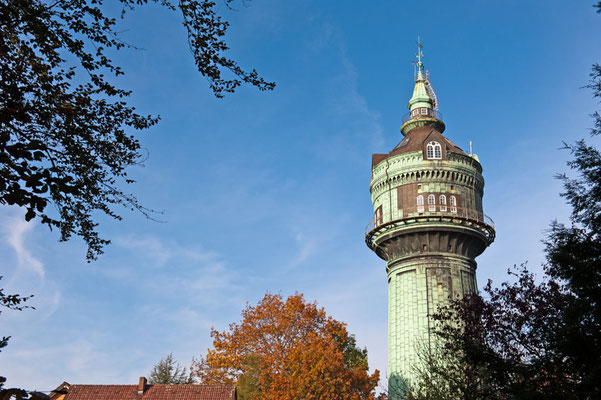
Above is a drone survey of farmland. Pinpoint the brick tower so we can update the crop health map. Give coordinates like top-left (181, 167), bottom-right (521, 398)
top-left (365, 41), bottom-right (495, 396)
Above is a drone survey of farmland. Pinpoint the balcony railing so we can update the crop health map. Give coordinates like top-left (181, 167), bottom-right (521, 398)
top-left (402, 108), bottom-right (443, 124)
top-left (366, 206), bottom-right (495, 240)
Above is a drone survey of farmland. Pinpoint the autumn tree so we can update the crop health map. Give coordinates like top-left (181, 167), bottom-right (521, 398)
top-left (192, 293), bottom-right (380, 400)
top-left (148, 353), bottom-right (194, 384)
top-left (0, 0), bottom-right (274, 260)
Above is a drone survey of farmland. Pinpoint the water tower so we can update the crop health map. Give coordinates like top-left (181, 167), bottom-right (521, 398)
top-left (365, 41), bottom-right (495, 396)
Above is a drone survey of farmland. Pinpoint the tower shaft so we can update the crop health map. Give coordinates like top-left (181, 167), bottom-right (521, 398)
top-left (388, 254), bottom-right (476, 384)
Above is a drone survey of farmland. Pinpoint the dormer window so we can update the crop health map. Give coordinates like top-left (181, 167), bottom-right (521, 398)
top-left (426, 141), bottom-right (442, 159)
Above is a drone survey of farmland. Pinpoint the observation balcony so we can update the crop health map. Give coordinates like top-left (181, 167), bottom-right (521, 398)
top-left (400, 108), bottom-right (445, 135)
top-left (402, 108), bottom-right (443, 124)
top-left (365, 206), bottom-right (495, 251)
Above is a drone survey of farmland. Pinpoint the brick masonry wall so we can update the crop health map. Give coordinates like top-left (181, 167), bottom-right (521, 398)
top-left (370, 151), bottom-right (485, 224)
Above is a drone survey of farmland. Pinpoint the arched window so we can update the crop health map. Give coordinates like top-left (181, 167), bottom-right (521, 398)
top-left (426, 141), bottom-right (442, 160)
top-left (417, 195), bottom-right (424, 213)
top-left (450, 195), bottom-right (457, 213)
top-left (375, 208), bottom-right (382, 227)
top-left (439, 194), bottom-right (447, 212)
top-left (428, 194), bottom-right (436, 212)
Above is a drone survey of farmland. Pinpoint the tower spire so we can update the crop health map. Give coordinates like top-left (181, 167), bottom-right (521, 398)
top-left (408, 37), bottom-right (432, 112)
top-left (401, 38), bottom-right (446, 135)
top-left (416, 36), bottom-right (424, 78)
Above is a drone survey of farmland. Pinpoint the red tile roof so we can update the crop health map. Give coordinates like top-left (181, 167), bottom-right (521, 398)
top-left (54, 383), bottom-right (236, 400)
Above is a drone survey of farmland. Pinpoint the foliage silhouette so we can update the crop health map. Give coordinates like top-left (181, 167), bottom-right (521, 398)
top-left (407, 8), bottom-right (601, 398)
top-left (1, 0), bottom-right (274, 260)
top-left (148, 352), bottom-right (194, 384)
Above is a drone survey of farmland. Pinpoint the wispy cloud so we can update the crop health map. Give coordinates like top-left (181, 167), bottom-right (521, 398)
top-left (283, 229), bottom-right (319, 271)
top-left (0, 210), bottom-right (63, 324)
top-left (316, 24), bottom-right (384, 152)
top-left (109, 234), bottom-right (244, 309)
top-left (3, 216), bottom-right (45, 278)
top-left (4, 339), bottom-right (127, 388)
top-left (114, 234), bottom-right (219, 268)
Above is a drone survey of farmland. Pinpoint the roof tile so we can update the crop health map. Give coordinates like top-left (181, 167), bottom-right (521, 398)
top-left (60, 384), bottom-right (235, 400)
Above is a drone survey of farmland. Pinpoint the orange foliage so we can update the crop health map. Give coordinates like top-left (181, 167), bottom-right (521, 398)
top-left (193, 293), bottom-right (380, 400)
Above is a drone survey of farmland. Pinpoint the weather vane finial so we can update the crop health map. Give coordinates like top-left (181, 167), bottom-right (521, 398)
top-left (416, 36), bottom-right (424, 70)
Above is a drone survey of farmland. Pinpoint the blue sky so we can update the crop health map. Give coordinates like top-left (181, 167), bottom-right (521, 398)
top-left (2, 0), bottom-right (601, 389)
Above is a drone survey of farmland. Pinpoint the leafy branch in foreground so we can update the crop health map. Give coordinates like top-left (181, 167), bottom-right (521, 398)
top-left (0, 276), bottom-right (33, 352)
top-left (0, 379), bottom-right (49, 400)
top-left (0, 0), bottom-right (274, 260)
